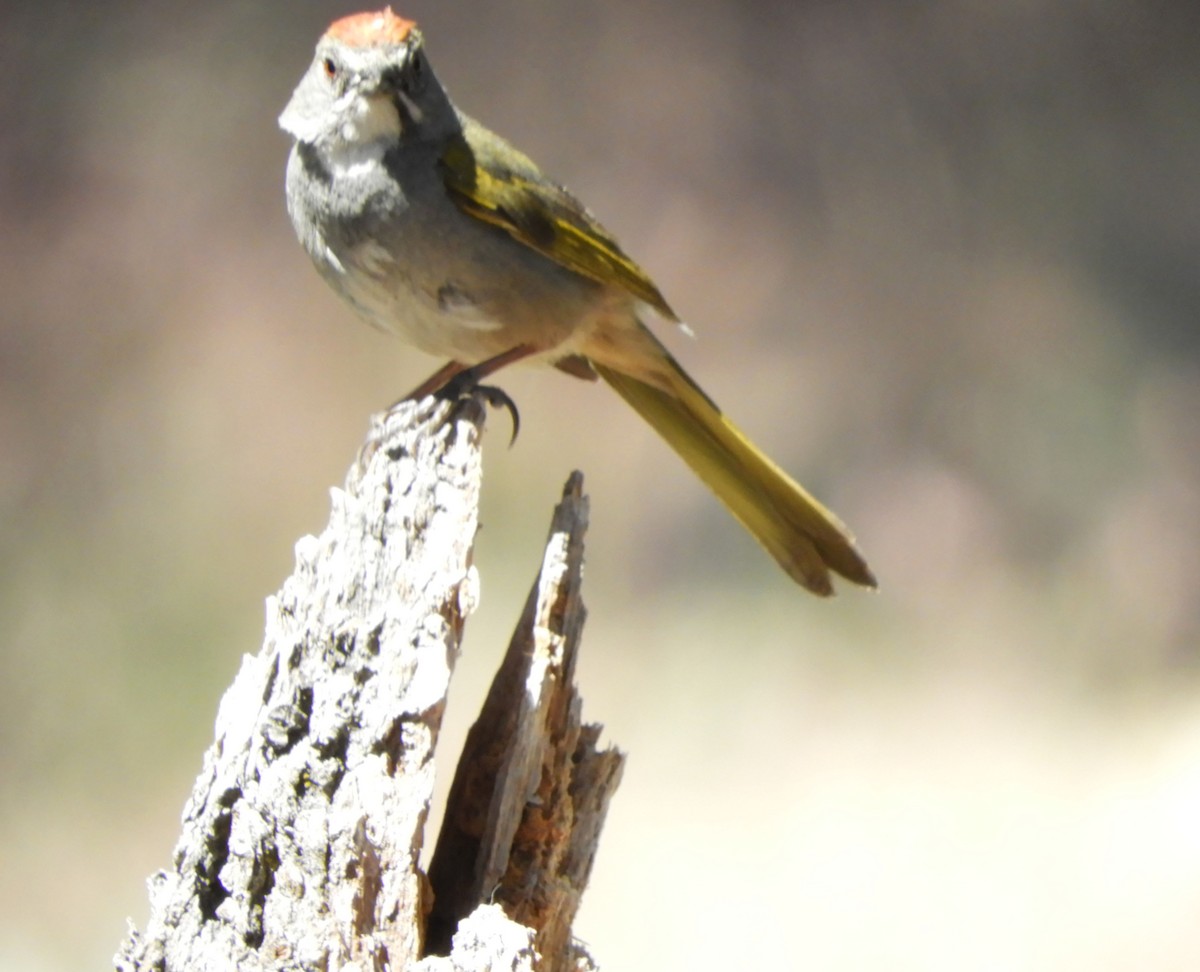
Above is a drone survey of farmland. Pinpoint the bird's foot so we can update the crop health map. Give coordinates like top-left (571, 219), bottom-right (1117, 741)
top-left (435, 370), bottom-right (520, 445)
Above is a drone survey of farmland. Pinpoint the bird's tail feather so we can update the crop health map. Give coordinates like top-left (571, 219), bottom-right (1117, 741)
top-left (594, 351), bottom-right (875, 595)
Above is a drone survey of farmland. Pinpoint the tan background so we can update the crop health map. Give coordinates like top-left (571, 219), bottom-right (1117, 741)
top-left (3, 1), bottom-right (1199, 969)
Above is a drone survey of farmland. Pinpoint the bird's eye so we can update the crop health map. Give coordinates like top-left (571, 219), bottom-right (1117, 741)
top-left (322, 56), bottom-right (338, 79)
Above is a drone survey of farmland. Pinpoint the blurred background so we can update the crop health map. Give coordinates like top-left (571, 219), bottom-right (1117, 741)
top-left (3, 0), bottom-right (1199, 968)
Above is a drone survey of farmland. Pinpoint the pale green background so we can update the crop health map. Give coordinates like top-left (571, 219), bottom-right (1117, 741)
top-left (2, 1), bottom-right (1199, 969)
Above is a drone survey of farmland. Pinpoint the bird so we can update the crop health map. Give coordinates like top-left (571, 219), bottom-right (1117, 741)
top-left (279, 8), bottom-right (875, 596)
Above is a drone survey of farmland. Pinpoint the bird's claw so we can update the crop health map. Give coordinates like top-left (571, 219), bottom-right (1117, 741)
top-left (437, 374), bottom-right (520, 445)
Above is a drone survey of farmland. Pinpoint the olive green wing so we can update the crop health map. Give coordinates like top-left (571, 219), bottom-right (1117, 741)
top-left (438, 119), bottom-right (678, 321)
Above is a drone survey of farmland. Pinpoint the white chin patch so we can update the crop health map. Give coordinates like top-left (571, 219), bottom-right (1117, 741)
top-left (327, 94), bottom-right (401, 178)
top-left (343, 92), bottom-right (402, 140)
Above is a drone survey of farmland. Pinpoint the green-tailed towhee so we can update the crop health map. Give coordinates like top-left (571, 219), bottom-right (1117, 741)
top-left (279, 7), bottom-right (875, 595)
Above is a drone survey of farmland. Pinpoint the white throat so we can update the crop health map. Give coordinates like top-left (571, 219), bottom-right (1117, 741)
top-left (327, 92), bottom-right (401, 178)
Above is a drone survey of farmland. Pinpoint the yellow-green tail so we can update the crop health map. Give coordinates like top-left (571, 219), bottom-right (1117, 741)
top-left (594, 358), bottom-right (876, 596)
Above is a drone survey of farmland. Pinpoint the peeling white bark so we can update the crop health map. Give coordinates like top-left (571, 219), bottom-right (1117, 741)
top-left (115, 396), bottom-right (620, 972)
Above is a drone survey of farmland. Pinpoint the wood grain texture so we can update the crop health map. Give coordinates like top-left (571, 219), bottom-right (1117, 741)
top-left (115, 396), bottom-right (620, 972)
